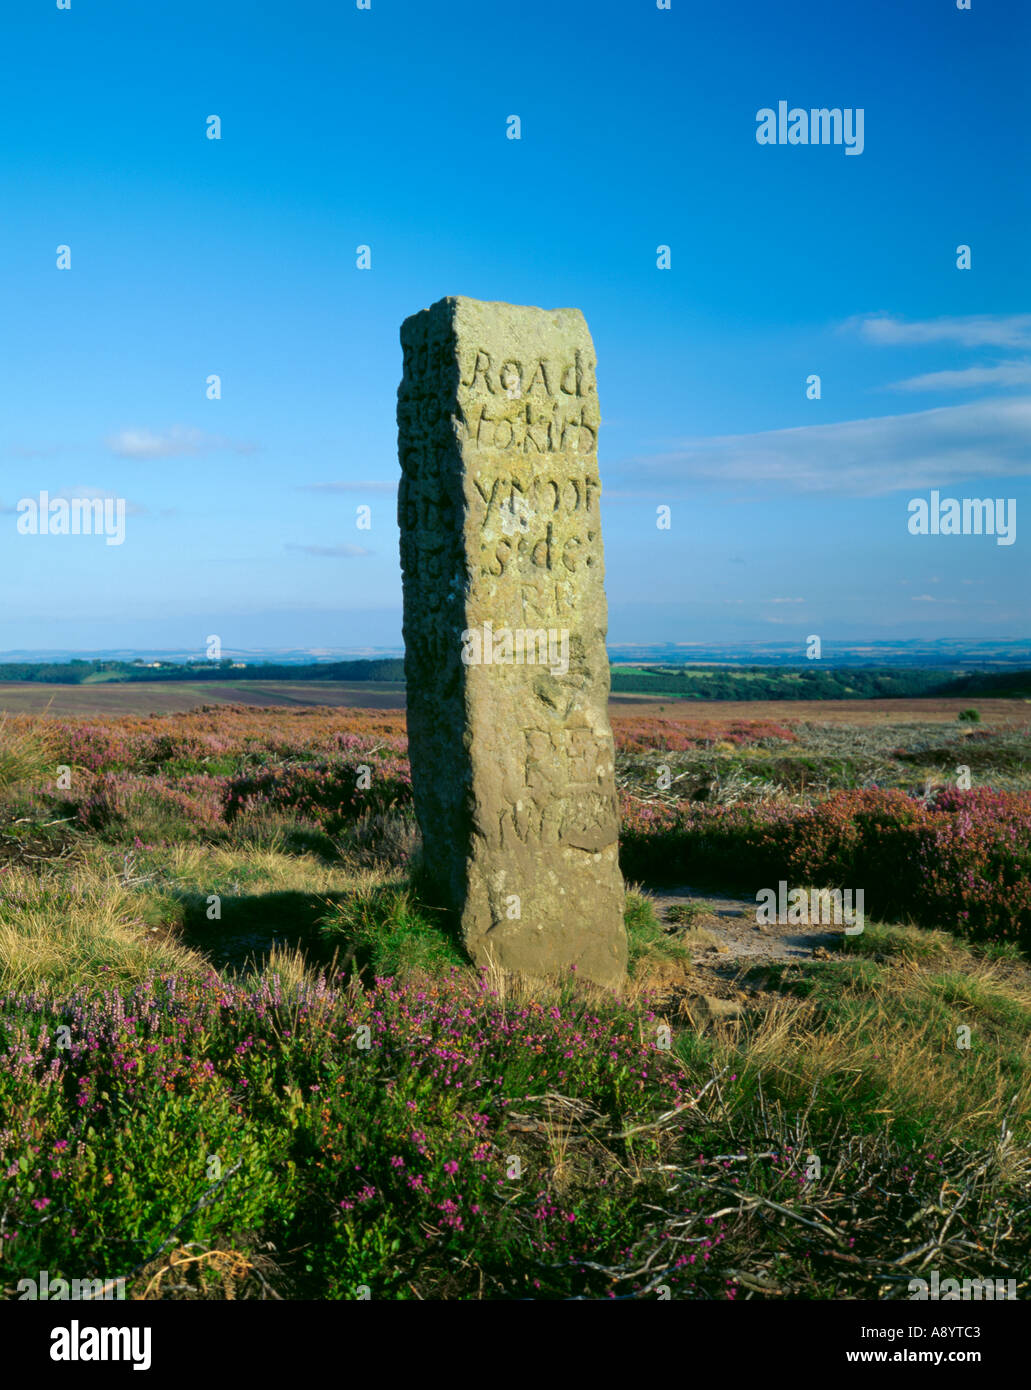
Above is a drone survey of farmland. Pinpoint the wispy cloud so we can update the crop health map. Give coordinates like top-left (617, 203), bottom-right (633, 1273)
top-left (622, 398), bottom-right (1031, 497)
top-left (285, 543), bottom-right (372, 558)
top-left (106, 427), bottom-right (257, 459)
top-left (886, 362), bottom-right (1031, 392)
top-left (297, 481), bottom-right (396, 494)
top-left (845, 314), bottom-right (1031, 349)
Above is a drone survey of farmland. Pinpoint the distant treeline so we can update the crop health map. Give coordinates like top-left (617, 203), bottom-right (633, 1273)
top-left (609, 665), bottom-right (1031, 701)
top-left (0, 659), bottom-right (407, 684)
top-left (939, 668), bottom-right (1031, 699)
top-left (1, 659), bottom-right (1030, 701)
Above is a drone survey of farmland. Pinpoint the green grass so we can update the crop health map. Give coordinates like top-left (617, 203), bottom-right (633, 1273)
top-left (623, 890), bottom-right (694, 974)
top-left (678, 930), bottom-right (1031, 1152)
top-left (318, 883), bottom-right (465, 977)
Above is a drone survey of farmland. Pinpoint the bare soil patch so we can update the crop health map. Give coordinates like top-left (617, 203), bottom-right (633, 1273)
top-left (646, 884), bottom-right (840, 964)
top-left (637, 883), bottom-right (849, 1016)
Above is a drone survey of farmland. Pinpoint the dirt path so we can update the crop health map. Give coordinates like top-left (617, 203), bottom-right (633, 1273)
top-left (635, 882), bottom-right (851, 1017)
top-left (645, 883), bottom-right (842, 963)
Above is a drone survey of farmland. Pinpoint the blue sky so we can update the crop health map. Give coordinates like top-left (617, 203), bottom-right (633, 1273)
top-left (1, 0), bottom-right (1028, 654)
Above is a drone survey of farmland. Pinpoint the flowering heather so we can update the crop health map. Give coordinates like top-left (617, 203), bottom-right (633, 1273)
top-left (7, 709), bottom-right (412, 843)
top-left (620, 785), bottom-right (1031, 945)
top-left (0, 968), bottom-right (739, 1299)
top-left (613, 718), bottom-right (797, 754)
top-left (13, 708), bottom-right (798, 846)
top-left (38, 707), bottom-right (408, 775)
top-left (75, 772), bottom-right (227, 831)
top-left (7, 708), bottom-right (1029, 945)
top-left (2, 966), bottom-right (1021, 1300)
top-left (17, 707), bottom-right (797, 775)
top-left (224, 756), bottom-right (412, 832)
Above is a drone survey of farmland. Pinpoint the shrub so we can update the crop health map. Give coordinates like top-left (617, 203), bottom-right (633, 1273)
top-left (619, 786), bottom-right (1031, 947)
top-left (224, 758), bottom-right (412, 835)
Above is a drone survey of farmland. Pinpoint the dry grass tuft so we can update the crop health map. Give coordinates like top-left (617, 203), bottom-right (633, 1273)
top-left (0, 860), bottom-right (206, 994)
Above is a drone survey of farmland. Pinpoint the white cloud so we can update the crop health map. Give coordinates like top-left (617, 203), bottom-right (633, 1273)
top-left (887, 362), bottom-right (1031, 391)
top-left (623, 397), bottom-right (1031, 497)
top-left (846, 314), bottom-right (1031, 349)
top-left (106, 427), bottom-right (256, 459)
top-left (767, 597), bottom-right (805, 604)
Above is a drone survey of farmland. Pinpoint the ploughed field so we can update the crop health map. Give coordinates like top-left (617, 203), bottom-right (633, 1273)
top-left (0, 680), bottom-right (409, 716)
top-left (1, 703), bottom-right (1029, 1299)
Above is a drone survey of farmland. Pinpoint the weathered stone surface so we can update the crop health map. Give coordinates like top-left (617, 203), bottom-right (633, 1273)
top-left (397, 296), bottom-right (627, 988)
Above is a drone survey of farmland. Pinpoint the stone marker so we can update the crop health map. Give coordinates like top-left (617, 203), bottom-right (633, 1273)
top-left (397, 296), bottom-right (626, 988)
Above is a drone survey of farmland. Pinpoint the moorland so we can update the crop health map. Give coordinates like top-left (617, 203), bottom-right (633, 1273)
top-left (1, 699), bottom-right (1029, 1299)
